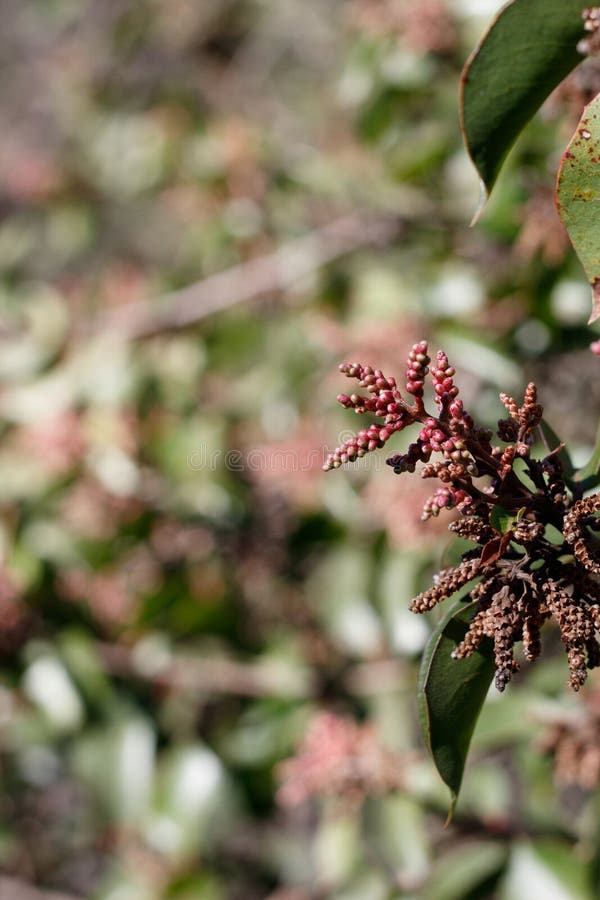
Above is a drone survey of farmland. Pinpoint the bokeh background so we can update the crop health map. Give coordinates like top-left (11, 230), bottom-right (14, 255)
top-left (3, 1), bottom-right (600, 898)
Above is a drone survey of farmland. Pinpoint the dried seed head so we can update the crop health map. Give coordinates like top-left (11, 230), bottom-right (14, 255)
top-left (449, 516), bottom-right (496, 544)
top-left (564, 495), bottom-right (600, 576)
top-left (409, 557), bottom-right (480, 613)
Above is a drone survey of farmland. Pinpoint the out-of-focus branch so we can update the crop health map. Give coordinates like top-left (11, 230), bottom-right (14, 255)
top-left (96, 641), bottom-right (316, 699)
top-left (95, 640), bottom-right (409, 700)
top-left (83, 214), bottom-right (399, 340)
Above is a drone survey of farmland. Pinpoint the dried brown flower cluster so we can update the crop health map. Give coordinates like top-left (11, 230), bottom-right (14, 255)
top-left (325, 342), bottom-right (600, 692)
top-left (277, 711), bottom-right (404, 809)
top-left (538, 689), bottom-right (600, 790)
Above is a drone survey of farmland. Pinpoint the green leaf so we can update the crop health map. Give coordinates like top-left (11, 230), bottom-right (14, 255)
top-left (418, 593), bottom-right (495, 821)
top-left (461, 0), bottom-right (585, 220)
top-left (556, 93), bottom-right (600, 324)
top-left (503, 842), bottom-right (594, 900)
top-left (574, 417), bottom-right (600, 491)
top-left (490, 505), bottom-right (512, 534)
top-left (421, 842), bottom-right (507, 900)
top-left (532, 840), bottom-right (594, 899)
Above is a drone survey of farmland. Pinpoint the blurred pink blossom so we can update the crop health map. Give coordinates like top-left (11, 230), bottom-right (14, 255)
top-left (61, 478), bottom-right (143, 541)
top-left (277, 711), bottom-right (403, 809)
top-left (248, 427), bottom-right (329, 510)
top-left (17, 411), bottom-right (86, 476)
top-left (363, 466), bottom-right (452, 548)
top-left (0, 146), bottom-right (62, 203)
top-left (346, 0), bottom-right (457, 54)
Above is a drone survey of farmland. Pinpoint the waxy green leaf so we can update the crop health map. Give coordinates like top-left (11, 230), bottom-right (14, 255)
top-left (556, 93), bottom-right (600, 324)
top-left (418, 593), bottom-right (494, 821)
top-left (490, 505), bottom-right (513, 535)
top-left (461, 0), bottom-right (585, 220)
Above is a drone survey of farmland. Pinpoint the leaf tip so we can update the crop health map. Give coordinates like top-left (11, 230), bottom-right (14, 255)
top-left (469, 179), bottom-right (488, 227)
top-left (444, 793), bottom-right (458, 828)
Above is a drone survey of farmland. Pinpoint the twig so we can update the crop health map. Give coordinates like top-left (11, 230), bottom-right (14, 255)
top-left (95, 641), bottom-right (409, 700)
top-left (95, 641), bottom-right (316, 699)
top-left (82, 214), bottom-right (399, 340)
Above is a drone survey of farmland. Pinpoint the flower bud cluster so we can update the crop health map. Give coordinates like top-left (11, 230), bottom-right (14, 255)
top-left (499, 383), bottom-right (542, 457)
top-left (325, 422), bottom-right (393, 468)
top-left (422, 486), bottom-right (471, 519)
top-left (496, 445), bottom-right (517, 481)
top-left (405, 340), bottom-right (429, 398)
top-left (323, 339), bottom-right (600, 693)
top-left (326, 343), bottom-right (495, 515)
top-left (421, 460), bottom-right (471, 482)
top-left (417, 418), bottom-right (469, 458)
top-left (499, 391), bottom-right (519, 420)
top-left (323, 347), bottom-right (432, 470)
top-left (431, 350), bottom-right (458, 410)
